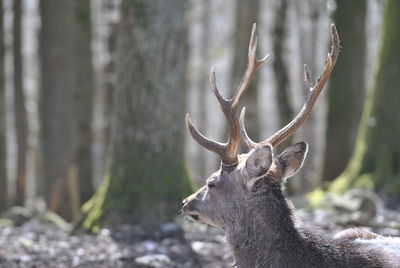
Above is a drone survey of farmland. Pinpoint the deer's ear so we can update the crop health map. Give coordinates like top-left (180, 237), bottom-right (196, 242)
top-left (244, 144), bottom-right (273, 179)
top-left (277, 142), bottom-right (308, 180)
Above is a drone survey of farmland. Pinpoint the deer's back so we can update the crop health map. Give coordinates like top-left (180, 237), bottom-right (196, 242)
top-left (291, 229), bottom-right (400, 268)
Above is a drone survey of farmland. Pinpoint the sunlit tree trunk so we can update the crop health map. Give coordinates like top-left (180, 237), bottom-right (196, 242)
top-left (91, 0), bottom-right (119, 186)
top-left (83, 0), bottom-right (192, 231)
top-left (39, 0), bottom-right (73, 219)
top-left (190, 0), bottom-right (211, 180)
top-left (13, 0), bottom-right (28, 206)
top-left (322, 0), bottom-right (367, 184)
top-left (71, 0), bottom-right (94, 205)
top-left (0, 0), bottom-right (7, 212)
top-left (330, 0), bottom-right (400, 205)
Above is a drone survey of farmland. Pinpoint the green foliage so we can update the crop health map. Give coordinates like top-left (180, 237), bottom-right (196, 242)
top-left (306, 187), bottom-right (326, 208)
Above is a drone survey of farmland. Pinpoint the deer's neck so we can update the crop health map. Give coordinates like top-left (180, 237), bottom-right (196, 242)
top-left (225, 186), bottom-right (396, 268)
top-left (226, 186), bottom-right (303, 268)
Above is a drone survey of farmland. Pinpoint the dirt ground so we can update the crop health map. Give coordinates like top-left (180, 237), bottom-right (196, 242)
top-left (0, 216), bottom-right (233, 268)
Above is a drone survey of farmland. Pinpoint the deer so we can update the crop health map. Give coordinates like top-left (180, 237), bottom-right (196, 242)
top-left (181, 23), bottom-right (400, 268)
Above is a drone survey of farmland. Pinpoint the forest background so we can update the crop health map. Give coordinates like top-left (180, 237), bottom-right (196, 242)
top-left (0, 0), bottom-right (399, 235)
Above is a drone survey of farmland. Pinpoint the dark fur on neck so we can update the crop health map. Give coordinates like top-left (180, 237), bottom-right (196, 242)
top-left (225, 177), bottom-right (399, 268)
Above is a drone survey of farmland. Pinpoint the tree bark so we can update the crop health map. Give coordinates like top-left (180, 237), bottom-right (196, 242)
top-left (13, 0), bottom-right (28, 206)
top-left (330, 0), bottom-right (400, 205)
top-left (39, 0), bottom-right (73, 219)
top-left (83, 0), bottom-right (192, 231)
top-left (322, 0), bottom-right (367, 183)
top-left (0, 0), bottom-right (7, 212)
top-left (71, 0), bottom-right (95, 205)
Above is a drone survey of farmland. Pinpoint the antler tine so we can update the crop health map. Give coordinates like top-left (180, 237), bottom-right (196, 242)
top-left (239, 107), bottom-right (258, 151)
top-left (304, 64), bottom-right (312, 92)
top-left (185, 114), bottom-right (225, 155)
top-left (210, 67), bottom-right (230, 118)
top-left (261, 23), bottom-right (340, 147)
top-left (232, 23), bottom-right (269, 108)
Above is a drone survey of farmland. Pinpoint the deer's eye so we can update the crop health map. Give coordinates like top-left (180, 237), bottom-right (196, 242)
top-left (207, 178), bottom-right (217, 188)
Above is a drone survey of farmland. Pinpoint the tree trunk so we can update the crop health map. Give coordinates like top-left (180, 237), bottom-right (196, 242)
top-left (272, 0), bottom-right (293, 151)
top-left (13, 0), bottom-right (28, 206)
top-left (194, 0), bottom-right (210, 179)
top-left (322, 0), bottom-right (367, 184)
top-left (292, 0), bottom-right (327, 194)
top-left (0, 0), bottom-right (7, 212)
top-left (91, 0), bottom-right (119, 186)
top-left (230, 0), bottom-right (261, 143)
top-left (39, 0), bottom-right (73, 219)
top-left (83, 0), bottom-right (192, 231)
top-left (330, 0), bottom-right (400, 205)
top-left (71, 0), bottom-right (95, 205)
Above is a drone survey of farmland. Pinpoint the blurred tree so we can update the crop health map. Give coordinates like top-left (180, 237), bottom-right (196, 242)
top-left (39, 0), bottom-right (74, 218)
top-left (322, 0), bottom-right (367, 184)
top-left (330, 0), bottom-right (400, 203)
top-left (193, 0), bottom-right (210, 179)
top-left (272, 0), bottom-right (293, 150)
top-left (0, 0), bottom-right (6, 212)
top-left (230, 0), bottom-right (261, 143)
top-left (91, 0), bottom-right (120, 186)
top-left (13, 0), bottom-right (28, 206)
top-left (83, 0), bottom-right (192, 231)
top-left (99, 21), bottom-right (118, 182)
top-left (71, 0), bottom-right (95, 204)
top-left (294, 0), bottom-right (327, 194)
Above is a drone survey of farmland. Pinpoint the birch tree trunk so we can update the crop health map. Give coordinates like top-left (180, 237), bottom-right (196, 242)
top-left (0, 0), bottom-right (7, 212)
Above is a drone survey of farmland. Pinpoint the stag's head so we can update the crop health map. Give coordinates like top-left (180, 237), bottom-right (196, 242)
top-left (182, 24), bottom-right (339, 228)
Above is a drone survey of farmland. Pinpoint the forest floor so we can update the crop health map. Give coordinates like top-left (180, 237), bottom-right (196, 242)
top-left (0, 190), bottom-right (400, 268)
top-left (0, 215), bottom-right (231, 268)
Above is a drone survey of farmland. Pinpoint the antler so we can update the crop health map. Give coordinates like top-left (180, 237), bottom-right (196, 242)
top-left (240, 23), bottom-right (340, 150)
top-left (186, 23), bottom-right (268, 169)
